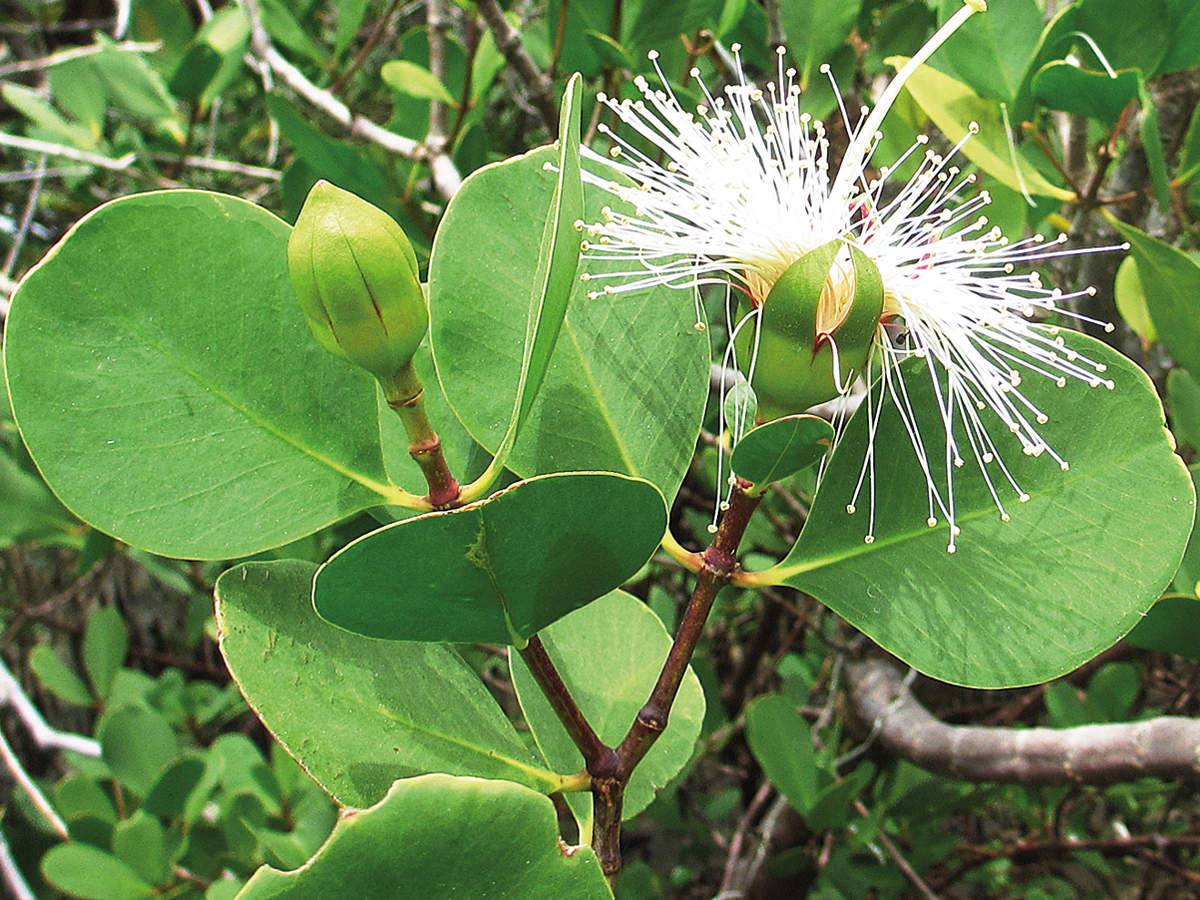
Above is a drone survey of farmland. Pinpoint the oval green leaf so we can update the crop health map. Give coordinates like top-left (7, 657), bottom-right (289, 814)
top-left (759, 332), bottom-right (1193, 687)
top-left (237, 775), bottom-right (611, 899)
top-left (3, 190), bottom-right (400, 559)
top-left (510, 591), bottom-right (705, 822)
top-left (41, 843), bottom-right (155, 900)
top-left (732, 415), bottom-right (834, 489)
top-left (314, 472), bottom-right (667, 645)
top-left (428, 147), bottom-right (709, 504)
top-left (216, 560), bottom-right (568, 807)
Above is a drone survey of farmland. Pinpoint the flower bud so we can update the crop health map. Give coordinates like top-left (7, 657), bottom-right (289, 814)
top-left (288, 181), bottom-right (428, 380)
top-left (738, 240), bottom-right (883, 418)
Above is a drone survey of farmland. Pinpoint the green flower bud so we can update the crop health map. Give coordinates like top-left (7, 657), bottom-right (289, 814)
top-left (737, 240), bottom-right (884, 419)
top-left (288, 181), bottom-right (428, 381)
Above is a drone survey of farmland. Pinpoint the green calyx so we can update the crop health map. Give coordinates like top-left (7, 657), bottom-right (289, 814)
top-left (739, 240), bottom-right (884, 419)
top-left (288, 181), bottom-right (428, 381)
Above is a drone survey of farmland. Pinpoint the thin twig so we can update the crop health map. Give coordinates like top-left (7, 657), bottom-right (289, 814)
top-left (0, 40), bottom-right (160, 77)
top-left (0, 133), bottom-right (134, 170)
top-left (852, 798), bottom-right (938, 900)
top-left (0, 830), bottom-right (35, 900)
top-left (0, 729), bottom-right (69, 839)
top-left (149, 154), bottom-right (282, 180)
top-left (0, 660), bottom-right (101, 757)
top-left (2, 155), bottom-right (46, 280)
top-left (475, 0), bottom-right (559, 135)
top-left (328, 0), bottom-right (403, 94)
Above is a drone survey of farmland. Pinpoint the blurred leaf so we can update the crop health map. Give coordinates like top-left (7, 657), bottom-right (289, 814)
top-left (510, 591), bottom-right (705, 822)
top-left (1135, 76), bottom-right (1171, 211)
top-left (84, 606), bottom-right (128, 701)
top-left (889, 58), bottom-right (1073, 200)
top-left (237, 775), bottom-right (611, 898)
top-left (0, 445), bottom-right (79, 549)
top-left (1076, 0), bottom-right (1170, 76)
top-left (176, 6), bottom-right (250, 111)
top-left (1167, 369), bottom-right (1200, 450)
top-left (1162, 0), bottom-right (1200, 73)
top-left (780, 0), bottom-right (860, 89)
top-left (216, 561), bottom-right (567, 808)
top-left (334, 0), bottom-right (369, 58)
top-left (143, 758), bottom-right (207, 820)
top-left (1128, 595), bottom-right (1200, 658)
top-left (112, 811), bottom-right (169, 885)
top-left (1114, 256), bottom-right (1157, 346)
top-left (1087, 662), bottom-right (1140, 721)
top-left (129, 0), bottom-right (195, 71)
top-left (864, 0), bottom-right (935, 74)
top-left (30, 645), bottom-right (92, 706)
top-left (99, 707), bottom-right (178, 796)
top-left (41, 844), bottom-right (155, 900)
top-left (55, 774), bottom-right (118, 824)
top-left (934, 0), bottom-right (1042, 104)
top-left (2, 82), bottom-right (100, 149)
top-left (259, 0), bottom-right (328, 65)
top-left (1044, 681), bottom-right (1089, 727)
top-left (381, 60), bottom-right (458, 106)
top-left (745, 694), bottom-right (819, 814)
top-left (314, 473), bottom-right (667, 644)
top-left (1109, 218), bottom-right (1200, 373)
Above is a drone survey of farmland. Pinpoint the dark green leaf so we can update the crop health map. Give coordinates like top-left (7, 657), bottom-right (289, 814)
top-left (1076, 0), bottom-right (1170, 76)
top-left (1127, 595), bottom-right (1200, 659)
top-left (30, 645), bottom-right (92, 706)
top-left (745, 694), bottom-right (819, 814)
top-left (1031, 63), bottom-right (1139, 125)
top-left (779, 0), bottom-right (860, 89)
top-left (41, 844), bottom-right (155, 900)
top-left (314, 473), bottom-right (667, 644)
top-left (99, 707), bottom-right (178, 796)
top-left (112, 812), bottom-right (169, 884)
top-left (732, 416), bottom-right (834, 488)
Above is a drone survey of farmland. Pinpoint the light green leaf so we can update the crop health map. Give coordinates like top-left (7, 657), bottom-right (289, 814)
top-left (888, 57), bottom-right (1074, 201)
top-left (756, 332), bottom-right (1193, 687)
top-left (1135, 76), bottom-right (1171, 211)
top-left (314, 473), bottom-right (667, 645)
top-left (216, 561), bottom-right (568, 807)
top-left (1114, 256), bottom-right (1157, 345)
top-left (4, 190), bottom-right (402, 559)
top-left (428, 149), bottom-right (709, 503)
top-left (381, 60), bottom-right (458, 106)
top-left (112, 812), bottom-right (169, 885)
top-left (1109, 218), bottom-right (1200, 373)
top-left (99, 706), bottom-right (178, 796)
top-left (30, 645), bottom-right (92, 706)
top-left (84, 606), bottom-right (128, 700)
top-left (510, 591), bottom-right (705, 822)
top-left (464, 74), bottom-right (584, 494)
top-left (1, 83), bottom-right (100, 150)
top-left (41, 844), bottom-right (156, 900)
top-left (0, 446), bottom-right (79, 549)
top-left (236, 775), bottom-right (612, 899)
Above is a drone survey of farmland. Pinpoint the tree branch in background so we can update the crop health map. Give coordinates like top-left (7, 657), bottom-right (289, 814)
top-left (475, 0), bottom-right (559, 136)
top-left (846, 658), bottom-right (1200, 784)
top-left (240, 0), bottom-right (462, 198)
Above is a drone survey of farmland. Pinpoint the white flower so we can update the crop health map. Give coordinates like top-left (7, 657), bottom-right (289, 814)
top-left (579, 0), bottom-right (1124, 551)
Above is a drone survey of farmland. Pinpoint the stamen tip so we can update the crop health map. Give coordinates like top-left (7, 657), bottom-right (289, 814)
top-left (846, 504), bottom-right (856, 514)
top-left (864, 534), bottom-right (875, 544)
top-left (647, 49), bottom-right (659, 60)
top-left (706, 523), bottom-right (718, 534)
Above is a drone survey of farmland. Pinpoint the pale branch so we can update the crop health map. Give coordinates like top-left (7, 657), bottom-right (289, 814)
top-left (474, 0), bottom-right (559, 136)
top-left (0, 133), bottom-right (135, 170)
top-left (0, 39), bottom-right (160, 77)
top-left (846, 658), bottom-right (1200, 784)
top-left (2, 154), bottom-right (45, 280)
top-left (0, 831), bottom-right (35, 900)
top-left (239, 0), bottom-right (462, 199)
top-left (0, 659), bottom-right (101, 757)
top-left (0, 728), bottom-right (68, 839)
top-left (763, 0), bottom-right (785, 49)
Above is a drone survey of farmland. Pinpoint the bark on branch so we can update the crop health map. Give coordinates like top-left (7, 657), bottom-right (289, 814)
top-left (475, 0), bottom-right (559, 136)
top-left (846, 659), bottom-right (1200, 785)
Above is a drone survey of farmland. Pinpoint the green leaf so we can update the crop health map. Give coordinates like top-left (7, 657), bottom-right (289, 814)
top-left (381, 60), bottom-right (458, 106)
top-left (237, 775), bottom-right (612, 899)
top-left (334, 0), bottom-right (369, 58)
top-left (1167, 465), bottom-right (1200, 595)
top-left (510, 591), bottom-right (705, 821)
top-left (1031, 63), bottom-right (1140, 125)
top-left (1114, 256), bottom-right (1157, 346)
top-left (1109, 218), bottom-right (1200, 373)
top-left (1075, 0), bottom-right (1170, 76)
top-left (1168, 370), bottom-right (1200, 450)
top-left (429, 149), bottom-right (709, 503)
top-left (0, 446), bottom-right (79, 548)
top-left (744, 694), bottom-right (819, 814)
top-left (1135, 76), bottom-right (1172, 211)
top-left (30, 645), bottom-right (92, 706)
top-left (1162, 0), bottom-right (1200, 73)
top-left (779, 0), bottom-right (860, 89)
top-left (143, 758), bottom-right (207, 820)
top-left (464, 74), bottom-right (584, 494)
top-left (757, 332), bottom-right (1193, 687)
top-left (934, 0), bottom-right (1042, 105)
top-left (1127, 595), bottom-right (1200, 659)
top-left (84, 606), bottom-right (127, 700)
top-left (4, 190), bottom-right (401, 559)
top-left (216, 561), bottom-right (568, 808)
top-left (888, 57), bottom-right (1074, 201)
top-left (314, 472), bottom-right (667, 645)
top-left (41, 843), bottom-right (156, 900)
top-left (99, 706), bottom-right (178, 796)
top-left (2, 82), bottom-right (101, 150)
top-left (112, 811), bottom-right (169, 884)
top-left (732, 415), bottom-right (834, 489)
top-left (258, 0), bottom-right (328, 65)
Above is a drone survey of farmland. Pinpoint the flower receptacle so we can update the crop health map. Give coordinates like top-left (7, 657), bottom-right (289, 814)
top-left (739, 240), bottom-right (883, 418)
top-left (288, 181), bottom-right (428, 382)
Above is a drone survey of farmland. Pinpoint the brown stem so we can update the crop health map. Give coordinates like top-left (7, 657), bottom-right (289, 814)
top-left (517, 636), bottom-right (608, 769)
top-left (589, 484), bottom-right (763, 876)
top-left (329, 0), bottom-right (403, 95)
top-left (475, 0), bottom-right (559, 135)
top-left (380, 362), bottom-right (461, 507)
